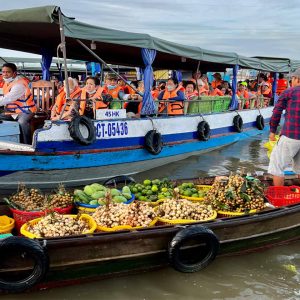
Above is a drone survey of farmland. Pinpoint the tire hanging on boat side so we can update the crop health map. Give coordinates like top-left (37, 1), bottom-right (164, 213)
top-left (197, 121), bottom-right (210, 141)
top-left (168, 225), bottom-right (219, 273)
top-left (0, 236), bottom-right (49, 293)
top-left (256, 115), bottom-right (265, 130)
top-left (233, 115), bottom-right (243, 133)
top-left (144, 130), bottom-right (163, 155)
top-left (68, 115), bottom-right (96, 145)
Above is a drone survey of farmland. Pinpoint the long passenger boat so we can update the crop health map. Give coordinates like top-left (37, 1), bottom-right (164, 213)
top-left (0, 175), bottom-right (300, 293)
top-left (0, 6), bottom-right (295, 192)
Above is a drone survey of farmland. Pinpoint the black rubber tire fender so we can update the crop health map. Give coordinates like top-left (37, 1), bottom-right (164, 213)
top-left (256, 115), bottom-right (265, 130)
top-left (168, 225), bottom-right (219, 273)
top-left (144, 130), bottom-right (163, 155)
top-left (233, 115), bottom-right (243, 133)
top-left (0, 237), bottom-right (49, 293)
top-left (68, 115), bottom-right (96, 146)
top-left (197, 121), bottom-right (210, 141)
top-left (103, 175), bottom-right (136, 186)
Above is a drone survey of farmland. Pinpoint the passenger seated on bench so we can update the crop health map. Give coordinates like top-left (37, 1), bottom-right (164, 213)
top-left (0, 63), bottom-right (36, 144)
top-left (51, 77), bottom-right (81, 121)
top-left (157, 78), bottom-right (185, 115)
top-left (80, 76), bottom-right (108, 119)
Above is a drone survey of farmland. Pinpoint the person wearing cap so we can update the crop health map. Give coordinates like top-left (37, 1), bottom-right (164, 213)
top-left (211, 73), bottom-right (222, 89)
top-left (268, 67), bottom-right (300, 186)
top-left (104, 73), bottom-right (133, 108)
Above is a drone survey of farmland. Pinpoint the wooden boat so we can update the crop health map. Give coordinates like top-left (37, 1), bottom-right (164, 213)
top-left (0, 175), bottom-right (300, 293)
top-left (0, 6), bottom-right (294, 192)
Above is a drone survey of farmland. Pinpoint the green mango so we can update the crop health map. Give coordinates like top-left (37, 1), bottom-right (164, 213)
top-left (98, 199), bottom-right (106, 205)
top-left (89, 200), bottom-right (99, 206)
top-left (74, 189), bottom-right (91, 203)
top-left (90, 183), bottom-right (106, 192)
top-left (111, 188), bottom-right (121, 197)
top-left (113, 195), bottom-right (127, 203)
top-left (83, 185), bottom-right (94, 196)
top-left (91, 191), bottom-right (106, 200)
top-left (122, 192), bottom-right (132, 200)
top-left (122, 186), bottom-right (131, 195)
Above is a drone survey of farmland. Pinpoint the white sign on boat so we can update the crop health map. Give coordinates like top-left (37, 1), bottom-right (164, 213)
top-left (96, 109), bottom-right (126, 120)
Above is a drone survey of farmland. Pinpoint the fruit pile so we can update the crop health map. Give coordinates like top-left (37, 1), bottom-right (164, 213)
top-left (156, 198), bottom-right (215, 221)
top-left (204, 174), bottom-right (265, 212)
top-left (92, 201), bottom-right (156, 228)
top-left (5, 184), bottom-right (73, 211)
top-left (177, 182), bottom-right (209, 198)
top-left (26, 213), bottom-right (90, 238)
top-left (129, 178), bottom-right (174, 202)
top-left (74, 183), bottom-right (132, 206)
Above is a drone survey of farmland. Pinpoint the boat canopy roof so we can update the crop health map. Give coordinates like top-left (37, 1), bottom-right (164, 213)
top-left (0, 5), bottom-right (296, 72)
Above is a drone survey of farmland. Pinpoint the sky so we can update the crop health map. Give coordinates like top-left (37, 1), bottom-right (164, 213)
top-left (1, 0), bottom-right (300, 60)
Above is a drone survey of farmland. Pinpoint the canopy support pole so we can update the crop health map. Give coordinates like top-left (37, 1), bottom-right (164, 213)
top-left (229, 64), bottom-right (239, 110)
top-left (76, 39), bottom-right (141, 95)
top-left (58, 8), bottom-right (72, 120)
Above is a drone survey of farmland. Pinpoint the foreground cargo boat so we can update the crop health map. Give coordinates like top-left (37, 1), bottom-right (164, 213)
top-left (0, 176), bottom-right (300, 293)
top-left (0, 5), bottom-right (292, 191)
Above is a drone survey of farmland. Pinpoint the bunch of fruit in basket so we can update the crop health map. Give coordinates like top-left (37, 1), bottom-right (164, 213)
top-left (5, 184), bottom-right (73, 211)
top-left (177, 182), bottom-right (208, 198)
top-left (26, 212), bottom-right (90, 238)
top-left (129, 178), bottom-right (174, 202)
top-left (204, 174), bottom-right (265, 212)
top-left (92, 198), bottom-right (156, 228)
top-left (74, 183), bottom-right (132, 206)
top-left (47, 184), bottom-right (73, 208)
top-left (155, 191), bottom-right (215, 221)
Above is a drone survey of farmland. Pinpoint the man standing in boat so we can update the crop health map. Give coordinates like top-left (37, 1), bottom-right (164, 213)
top-left (268, 68), bottom-right (300, 186)
top-left (0, 63), bottom-right (36, 144)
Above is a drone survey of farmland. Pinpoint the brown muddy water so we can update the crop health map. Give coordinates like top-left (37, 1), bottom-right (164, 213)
top-left (3, 131), bottom-right (300, 300)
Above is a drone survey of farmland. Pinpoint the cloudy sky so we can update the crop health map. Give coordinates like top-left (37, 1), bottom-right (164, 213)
top-left (1, 0), bottom-right (300, 60)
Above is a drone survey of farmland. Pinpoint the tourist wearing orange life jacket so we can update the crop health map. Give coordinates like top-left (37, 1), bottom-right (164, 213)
top-left (124, 80), bottom-right (144, 117)
top-left (80, 76), bottom-right (108, 119)
top-left (157, 78), bottom-right (185, 115)
top-left (184, 81), bottom-right (198, 100)
top-left (211, 72), bottom-right (223, 89)
top-left (51, 77), bottom-right (81, 121)
top-left (0, 63), bottom-right (36, 144)
top-left (276, 73), bottom-right (288, 95)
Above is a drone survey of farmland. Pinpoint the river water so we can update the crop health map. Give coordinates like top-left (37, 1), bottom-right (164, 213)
top-left (3, 131), bottom-right (300, 300)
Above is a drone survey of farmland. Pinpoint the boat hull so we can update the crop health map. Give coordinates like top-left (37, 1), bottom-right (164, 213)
top-left (0, 108), bottom-right (272, 191)
top-left (1, 202), bottom-right (300, 292)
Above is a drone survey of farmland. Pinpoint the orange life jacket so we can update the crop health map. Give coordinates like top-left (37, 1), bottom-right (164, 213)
top-left (3, 77), bottom-right (36, 114)
top-left (210, 88), bottom-right (224, 96)
top-left (237, 90), bottom-right (249, 99)
top-left (211, 80), bottom-right (222, 89)
top-left (276, 79), bottom-right (288, 95)
top-left (107, 86), bottom-right (122, 99)
top-left (53, 86), bottom-right (82, 116)
top-left (80, 86), bottom-right (107, 112)
top-left (159, 88), bottom-right (184, 115)
top-left (185, 91), bottom-right (198, 100)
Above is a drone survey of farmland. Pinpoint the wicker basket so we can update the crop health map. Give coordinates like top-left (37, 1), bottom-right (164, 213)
top-left (20, 214), bottom-right (96, 238)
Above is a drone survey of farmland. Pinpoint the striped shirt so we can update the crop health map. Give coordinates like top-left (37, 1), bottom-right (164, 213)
top-left (270, 86), bottom-right (300, 140)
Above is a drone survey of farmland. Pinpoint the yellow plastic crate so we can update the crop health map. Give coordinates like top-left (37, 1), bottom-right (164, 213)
top-left (217, 209), bottom-right (257, 218)
top-left (96, 218), bottom-right (158, 232)
top-left (0, 216), bottom-right (15, 234)
top-left (20, 214), bottom-right (97, 238)
top-left (157, 210), bottom-right (217, 225)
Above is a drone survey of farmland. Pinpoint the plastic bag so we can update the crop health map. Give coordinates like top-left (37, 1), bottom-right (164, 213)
top-left (263, 135), bottom-right (279, 158)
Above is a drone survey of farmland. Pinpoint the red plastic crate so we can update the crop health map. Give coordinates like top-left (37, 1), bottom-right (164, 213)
top-left (265, 186), bottom-right (300, 207)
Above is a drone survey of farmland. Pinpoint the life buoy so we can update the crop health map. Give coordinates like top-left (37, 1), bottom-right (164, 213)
top-left (0, 237), bottom-right (49, 293)
top-left (168, 225), bottom-right (219, 273)
top-left (144, 130), bottom-right (163, 155)
top-left (103, 175), bottom-right (136, 186)
top-left (256, 115), bottom-right (265, 130)
top-left (233, 115), bottom-right (243, 133)
top-left (68, 115), bottom-right (96, 146)
top-left (197, 121), bottom-right (210, 141)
